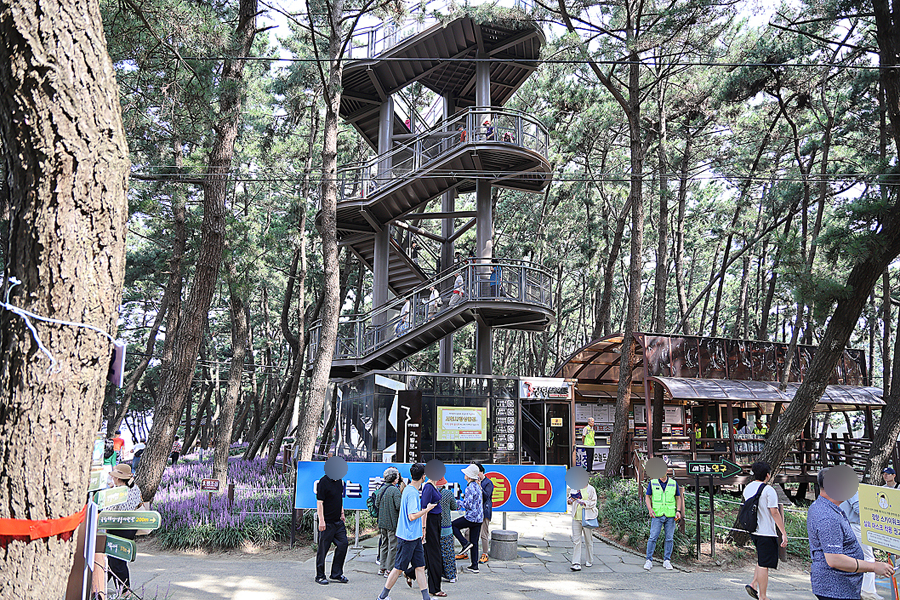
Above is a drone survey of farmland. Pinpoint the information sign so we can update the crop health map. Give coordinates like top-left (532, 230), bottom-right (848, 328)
top-left (686, 459), bottom-right (741, 478)
top-left (98, 510), bottom-right (161, 531)
top-left (104, 533), bottom-right (136, 562)
top-left (860, 483), bottom-right (900, 554)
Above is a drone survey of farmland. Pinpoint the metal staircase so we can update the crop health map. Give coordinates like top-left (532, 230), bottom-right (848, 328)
top-left (312, 2), bottom-right (553, 377)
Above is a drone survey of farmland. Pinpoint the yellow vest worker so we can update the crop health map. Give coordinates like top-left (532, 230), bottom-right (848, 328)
top-left (582, 422), bottom-right (595, 447)
top-left (643, 475), bottom-right (683, 570)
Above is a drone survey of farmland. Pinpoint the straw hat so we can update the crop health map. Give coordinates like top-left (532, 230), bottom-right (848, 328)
top-left (110, 463), bottom-right (134, 483)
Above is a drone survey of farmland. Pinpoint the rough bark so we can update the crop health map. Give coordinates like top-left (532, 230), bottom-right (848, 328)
top-left (0, 0), bottom-right (129, 594)
top-left (673, 127), bottom-right (692, 334)
top-left (297, 0), bottom-right (345, 461)
top-left (136, 0), bottom-right (258, 500)
top-left (653, 95), bottom-right (669, 333)
top-left (212, 262), bottom-right (248, 488)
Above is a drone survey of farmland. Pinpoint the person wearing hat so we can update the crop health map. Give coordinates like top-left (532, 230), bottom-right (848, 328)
top-left (883, 468), bottom-right (898, 489)
top-left (105, 463), bottom-right (145, 594)
top-left (483, 119), bottom-right (494, 140)
top-left (452, 464), bottom-right (484, 574)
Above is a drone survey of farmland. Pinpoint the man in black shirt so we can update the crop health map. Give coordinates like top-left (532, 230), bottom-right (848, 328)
top-left (315, 472), bottom-right (349, 584)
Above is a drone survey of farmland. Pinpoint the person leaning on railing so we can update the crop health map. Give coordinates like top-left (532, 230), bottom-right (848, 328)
top-left (448, 272), bottom-right (464, 306)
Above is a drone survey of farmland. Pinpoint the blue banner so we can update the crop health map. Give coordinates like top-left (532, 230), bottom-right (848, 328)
top-left (294, 462), bottom-right (567, 513)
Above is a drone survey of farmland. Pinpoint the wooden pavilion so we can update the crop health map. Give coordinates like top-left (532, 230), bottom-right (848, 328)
top-left (552, 333), bottom-right (887, 488)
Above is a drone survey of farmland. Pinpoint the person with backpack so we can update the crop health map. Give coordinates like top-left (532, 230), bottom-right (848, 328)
top-left (643, 464), bottom-right (684, 570)
top-left (742, 462), bottom-right (787, 600)
top-left (376, 467), bottom-right (403, 577)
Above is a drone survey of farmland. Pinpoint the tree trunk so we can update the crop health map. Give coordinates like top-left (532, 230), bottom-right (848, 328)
top-left (213, 262), bottom-right (248, 488)
top-left (867, 304), bottom-right (900, 482)
top-left (297, 0), bottom-right (345, 461)
top-left (593, 197), bottom-right (630, 339)
top-left (606, 41), bottom-right (644, 477)
top-left (0, 0), bottom-right (129, 594)
top-left (653, 94), bottom-right (669, 333)
top-left (136, 0), bottom-right (258, 500)
top-left (760, 222), bottom-right (900, 472)
top-left (673, 127), bottom-right (692, 334)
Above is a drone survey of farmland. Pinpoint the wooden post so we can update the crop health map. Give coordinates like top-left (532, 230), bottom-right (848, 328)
top-left (708, 477), bottom-right (716, 560)
top-left (777, 504), bottom-right (787, 561)
top-left (228, 483), bottom-right (235, 508)
top-left (726, 401), bottom-right (736, 463)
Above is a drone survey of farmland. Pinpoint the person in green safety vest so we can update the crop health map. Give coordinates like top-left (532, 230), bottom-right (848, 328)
top-left (753, 419), bottom-right (768, 436)
top-left (582, 417), bottom-right (596, 447)
top-left (643, 463), bottom-right (684, 571)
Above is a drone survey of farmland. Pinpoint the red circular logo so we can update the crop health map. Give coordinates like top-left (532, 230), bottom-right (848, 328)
top-left (515, 472), bottom-right (553, 509)
top-left (485, 472), bottom-right (512, 508)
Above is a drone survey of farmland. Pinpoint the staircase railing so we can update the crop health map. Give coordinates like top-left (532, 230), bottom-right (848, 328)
top-left (335, 106), bottom-right (550, 205)
top-left (307, 258), bottom-right (553, 367)
top-left (345, 0), bottom-right (537, 62)
top-left (390, 223), bottom-right (441, 278)
top-left (520, 406), bottom-right (544, 464)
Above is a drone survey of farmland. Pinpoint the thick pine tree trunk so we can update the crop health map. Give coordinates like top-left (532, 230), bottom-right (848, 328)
top-left (136, 0), bottom-right (258, 500)
top-left (297, 0), bottom-right (344, 461)
top-left (0, 0), bottom-right (129, 595)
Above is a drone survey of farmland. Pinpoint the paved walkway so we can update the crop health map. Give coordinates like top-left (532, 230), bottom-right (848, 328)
top-left (129, 513), bottom-right (818, 600)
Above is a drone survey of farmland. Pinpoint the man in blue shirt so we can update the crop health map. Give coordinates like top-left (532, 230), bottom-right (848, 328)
top-left (807, 468), bottom-right (892, 600)
top-left (840, 491), bottom-right (881, 599)
top-left (377, 463), bottom-right (436, 600)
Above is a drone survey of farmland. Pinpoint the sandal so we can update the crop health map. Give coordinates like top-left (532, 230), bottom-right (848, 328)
top-left (433, 593), bottom-right (448, 597)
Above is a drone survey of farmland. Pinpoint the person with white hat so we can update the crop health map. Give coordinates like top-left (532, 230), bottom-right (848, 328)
top-left (105, 463), bottom-right (145, 595)
top-left (451, 464), bottom-right (484, 574)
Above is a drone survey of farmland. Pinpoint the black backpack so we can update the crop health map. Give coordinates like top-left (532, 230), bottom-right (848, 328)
top-left (737, 483), bottom-right (767, 532)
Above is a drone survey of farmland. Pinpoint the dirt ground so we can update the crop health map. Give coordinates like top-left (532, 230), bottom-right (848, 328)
top-left (139, 535), bottom-right (316, 561)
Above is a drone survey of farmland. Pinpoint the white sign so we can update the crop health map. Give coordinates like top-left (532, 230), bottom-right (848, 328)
top-left (664, 406), bottom-right (684, 425)
top-left (575, 403), bottom-right (593, 422)
top-left (520, 377), bottom-right (570, 400)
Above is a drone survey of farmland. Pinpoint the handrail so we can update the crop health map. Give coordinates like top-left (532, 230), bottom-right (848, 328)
top-left (307, 258), bottom-right (553, 365)
top-left (335, 106), bottom-right (550, 205)
top-left (345, 0), bottom-right (538, 62)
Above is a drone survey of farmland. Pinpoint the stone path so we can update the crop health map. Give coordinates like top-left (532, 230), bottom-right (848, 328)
top-left (129, 512), bottom-right (818, 600)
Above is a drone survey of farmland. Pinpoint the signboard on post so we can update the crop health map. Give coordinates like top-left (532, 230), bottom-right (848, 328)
top-left (687, 459), bottom-right (742, 478)
top-left (575, 445), bottom-right (609, 472)
top-left (860, 483), bottom-right (900, 554)
top-left (436, 407), bottom-right (487, 441)
top-left (201, 478), bottom-right (220, 492)
top-left (98, 510), bottom-right (161, 531)
top-left (95, 486), bottom-right (128, 509)
top-left (104, 533), bottom-right (136, 562)
top-left (295, 462), bottom-right (567, 513)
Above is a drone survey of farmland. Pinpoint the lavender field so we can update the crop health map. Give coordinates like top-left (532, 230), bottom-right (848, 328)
top-left (152, 456), bottom-right (302, 549)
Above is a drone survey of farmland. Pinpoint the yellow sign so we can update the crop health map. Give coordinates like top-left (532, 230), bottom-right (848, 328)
top-left (436, 407), bottom-right (487, 441)
top-left (860, 483), bottom-right (900, 553)
top-left (550, 418), bottom-right (563, 427)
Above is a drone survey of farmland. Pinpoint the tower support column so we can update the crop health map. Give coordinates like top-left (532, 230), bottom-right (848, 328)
top-left (373, 98), bottom-right (394, 339)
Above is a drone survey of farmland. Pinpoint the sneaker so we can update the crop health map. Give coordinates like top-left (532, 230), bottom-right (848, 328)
top-left (480, 553), bottom-right (489, 564)
top-left (329, 575), bottom-right (349, 583)
top-left (376, 595), bottom-right (390, 600)
top-left (663, 560), bottom-right (673, 570)
top-left (375, 558), bottom-right (381, 565)
top-left (455, 553), bottom-right (469, 560)
top-left (570, 563), bottom-right (582, 571)
top-left (383, 571), bottom-right (390, 579)
top-left (449, 578), bottom-right (457, 584)
top-left (465, 566), bottom-right (480, 574)
top-left (378, 569), bottom-right (386, 576)
top-left (584, 562), bottom-right (592, 567)
top-left (643, 560), bottom-right (653, 571)
top-left (861, 594), bottom-right (884, 600)
top-left (316, 577), bottom-right (329, 585)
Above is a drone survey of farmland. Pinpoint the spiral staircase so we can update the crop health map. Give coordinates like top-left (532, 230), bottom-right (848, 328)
top-left (310, 2), bottom-right (554, 378)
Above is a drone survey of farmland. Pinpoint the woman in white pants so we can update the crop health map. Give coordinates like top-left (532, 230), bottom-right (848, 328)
top-left (568, 483), bottom-right (598, 571)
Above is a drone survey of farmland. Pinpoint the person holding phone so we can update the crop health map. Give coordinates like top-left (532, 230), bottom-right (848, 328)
top-left (568, 483), bottom-right (598, 571)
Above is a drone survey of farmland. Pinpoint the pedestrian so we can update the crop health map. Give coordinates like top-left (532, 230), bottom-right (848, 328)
top-left (452, 464), bottom-right (484, 574)
top-left (113, 430), bottom-right (126, 459)
top-left (169, 436), bottom-right (182, 465)
top-left (753, 419), bottom-right (768, 436)
top-left (438, 483), bottom-right (458, 583)
top-left (448, 272), bottom-right (464, 307)
top-left (106, 464), bottom-right (145, 594)
top-left (396, 298), bottom-right (411, 336)
top-left (840, 490), bottom-right (882, 600)
top-left (743, 462), bottom-right (788, 600)
top-left (567, 479), bottom-right (597, 571)
top-left (473, 462), bottom-right (493, 564)
top-left (807, 468), bottom-right (893, 600)
top-left (882, 467), bottom-right (898, 489)
top-left (131, 439), bottom-right (146, 475)
top-left (483, 119), bottom-right (494, 140)
top-left (315, 466), bottom-right (349, 585)
top-left (643, 464), bottom-right (684, 570)
top-left (420, 474), bottom-right (446, 596)
top-left (377, 462), bottom-right (437, 600)
top-left (423, 285), bottom-right (441, 320)
top-left (487, 260), bottom-right (502, 298)
top-left (737, 417), bottom-right (751, 435)
top-left (377, 467), bottom-right (403, 577)
top-left (582, 418), bottom-right (596, 447)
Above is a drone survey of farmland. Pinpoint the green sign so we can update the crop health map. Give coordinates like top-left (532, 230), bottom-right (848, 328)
top-left (95, 485), bottom-right (128, 509)
top-left (88, 469), bottom-right (106, 492)
top-left (104, 533), bottom-right (136, 562)
top-left (687, 459), bottom-right (741, 478)
top-left (98, 510), bottom-right (161, 531)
